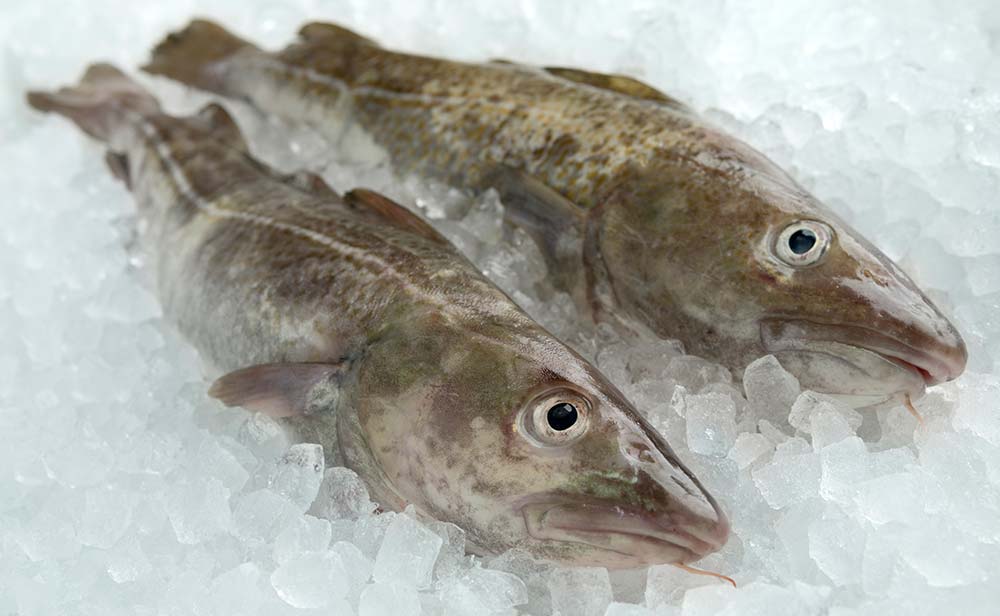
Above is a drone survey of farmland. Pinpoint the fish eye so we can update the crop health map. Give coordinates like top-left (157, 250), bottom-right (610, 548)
top-left (774, 220), bottom-right (832, 267)
top-left (547, 402), bottom-right (578, 431)
top-left (519, 388), bottom-right (591, 447)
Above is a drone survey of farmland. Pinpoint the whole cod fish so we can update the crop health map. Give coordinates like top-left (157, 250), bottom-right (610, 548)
top-left (146, 20), bottom-right (967, 409)
top-left (27, 64), bottom-right (730, 570)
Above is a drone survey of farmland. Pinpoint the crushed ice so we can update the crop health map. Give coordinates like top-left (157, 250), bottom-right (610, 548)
top-left (3, 1), bottom-right (1000, 615)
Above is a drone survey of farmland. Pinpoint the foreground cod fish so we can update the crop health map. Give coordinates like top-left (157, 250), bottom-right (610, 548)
top-left (146, 20), bottom-right (967, 409)
top-left (27, 64), bottom-right (729, 569)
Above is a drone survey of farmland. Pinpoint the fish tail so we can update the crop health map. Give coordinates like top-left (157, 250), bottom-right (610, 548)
top-left (144, 19), bottom-right (256, 93)
top-left (26, 63), bottom-right (159, 143)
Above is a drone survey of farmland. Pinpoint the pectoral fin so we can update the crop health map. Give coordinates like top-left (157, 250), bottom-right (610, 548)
top-left (343, 188), bottom-right (450, 246)
top-left (543, 66), bottom-right (690, 111)
top-left (483, 165), bottom-right (585, 279)
top-left (209, 362), bottom-right (345, 418)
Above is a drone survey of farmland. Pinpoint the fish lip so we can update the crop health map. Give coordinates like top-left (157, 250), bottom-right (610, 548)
top-left (759, 317), bottom-right (964, 387)
top-left (516, 496), bottom-right (727, 564)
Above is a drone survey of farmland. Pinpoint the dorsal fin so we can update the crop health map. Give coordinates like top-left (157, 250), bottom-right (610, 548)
top-left (343, 188), bottom-right (449, 245)
top-left (193, 103), bottom-right (249, 151)
top-left (298, 22), bottom-right (379, 48)
top-left (543, 66), bottom-right (690, 111)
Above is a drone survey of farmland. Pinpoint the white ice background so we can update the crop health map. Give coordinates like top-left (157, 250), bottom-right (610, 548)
top-left (2, 1), bottom-right (1000, 615)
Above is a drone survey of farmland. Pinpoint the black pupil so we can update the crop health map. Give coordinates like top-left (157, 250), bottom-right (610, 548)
top-left (546, 403), bottom-right (578, 431)
top-left (788, 229), bottom-right (817, 255)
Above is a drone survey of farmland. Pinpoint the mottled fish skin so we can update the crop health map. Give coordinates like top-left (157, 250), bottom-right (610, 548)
top-left (146, 20), bottom-right (968, 409)
top-left (26, 64), bottom-right (729, 568)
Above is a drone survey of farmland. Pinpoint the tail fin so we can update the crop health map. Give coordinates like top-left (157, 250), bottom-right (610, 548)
top-left (144, 19), bottom-right (256, 92)
top-left (26, 63), bottom-right (159, 143)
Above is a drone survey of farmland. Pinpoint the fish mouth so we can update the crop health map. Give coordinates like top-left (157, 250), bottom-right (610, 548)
top-left (518, 497), bottom-right (728, 568)
top-left (760, 318), bottom-right (966, 406)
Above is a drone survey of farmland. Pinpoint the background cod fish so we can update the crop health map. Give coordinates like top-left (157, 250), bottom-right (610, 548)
top-left (145, 19), bottom-right (967, 410)
top-left (26, 64), bottom-right (731, 571)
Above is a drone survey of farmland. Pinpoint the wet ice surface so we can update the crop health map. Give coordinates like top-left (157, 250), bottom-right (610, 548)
top-left (3, 1), bottom-right (1000, 614)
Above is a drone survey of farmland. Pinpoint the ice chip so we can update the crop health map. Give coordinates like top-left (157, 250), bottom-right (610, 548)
top-left (728, 433), bottom-right (774, 470)
top-left (358, 581), bottom-right (421, 616)
top-left (332, 540), bottom-right (374, 600)
top-left (166, 477), bottom-right (232, 544)
top-left (437, 566), bottom-right (529, 615)
top-left (548, 567), bottom-right (613, 616)
top-left (645, 563), bottom-right (722, 609)
top-left (743, 355), bottom-right (801, 426)
top-left (79, 484), bottom-right (133, 549)
top-left (808, 515), bottom-right (865, 585)
top-left (312, 466), bottom-right (377, 520)
top-left (753, 450), bottom-right (821, 509)
top-left (232, 489), bottom-right (302, 542)
top-left (211, 563), bottom-right (263, 616)
top-left (273, 515), bottom-right (332, 564)
top-left (605, 603), bottom-right (663, 616)
top-left (683, 391), bottom-right (739, 456)
top-left (270, 550), bottom-right (349, 609)
top-left (666, 356), bottom-right (733, 392)
top-left (268, 443), bottom-right (324, 511)
top-left (373, 511), bottom-right (443, 589)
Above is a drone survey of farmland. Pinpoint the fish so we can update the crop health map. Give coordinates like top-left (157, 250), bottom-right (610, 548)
top-left (144, 20), bottom-right (968, 409)
top-left (26, 64), bottom-right (730, 570)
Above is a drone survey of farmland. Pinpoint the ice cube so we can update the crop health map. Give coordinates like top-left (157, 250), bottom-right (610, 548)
top-left (605, 603), bottom-right (664, 616)
top-left (788, 392), bottom-right (862, 450)
top-left (548, 567), bottom-right (613, 616)
top-left (238, 412), bottom-right (292, 460)
top-left (373, 511), bottom-right (443, 589)
top-left (332, 540), bottom-right (374, 601)
top-left (166, 477), bottom-right (232, 544)
top-left (728, 433), bottom-right (774, 469)
top-left (231, 489), bottom-right (302, 542)
top-left (268, 443), bottom-right (325, 511)
top-left (743, 355), bottom-right (801, 426)
top-left (210, 563), bottom-right (264, 616)
top-left (437, 566), bottom-right (529, 615)
top-left (666, 356), bottom-right (733, 392)
top-left (270, 550), bottom-right (349, 609)
top-left (358, 581), bottom-right (421, 616)
top-left (753, 450), bottom-right (821, 509)
top-left (78, 484), bottom-right (133, 549)
top-left (808, 515), bottom-right (865, 585)
top-left (645, 564), bottom-right (721, 609)
top-left (683, 391), bottom-right (739, 456)
top-left (312, 466), bottom-right (377, 520)
top-left (273, 515), bottom-right (332, 564)
top-left (352, 511), bottom-right (398, 559)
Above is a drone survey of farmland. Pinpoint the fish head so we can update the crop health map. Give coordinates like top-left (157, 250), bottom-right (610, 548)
top-left (596, 132), bottom-right (966, 408)
top-left (352, 317), bottom-right (728, 568)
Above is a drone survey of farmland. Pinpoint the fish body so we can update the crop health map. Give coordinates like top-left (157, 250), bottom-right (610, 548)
top-left (146, 21), bottom-right (967, 408)
top-left (27, 65), bottom-right (728, 568)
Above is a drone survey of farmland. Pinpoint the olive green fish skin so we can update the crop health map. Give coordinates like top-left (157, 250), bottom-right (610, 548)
top-left (27, 65), bottom-right (729, 568)
top-left (147, 21), bottom-right (966, 406)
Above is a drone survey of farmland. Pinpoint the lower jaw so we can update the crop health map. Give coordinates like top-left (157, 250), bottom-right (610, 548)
top-left (525, 526), bottom-right (699, 569)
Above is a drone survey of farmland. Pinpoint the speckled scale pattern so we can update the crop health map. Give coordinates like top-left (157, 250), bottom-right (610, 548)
top-left (254, 37), bottom-right (714, 206)
top-left (126, 111), bottom-right (538, 373)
